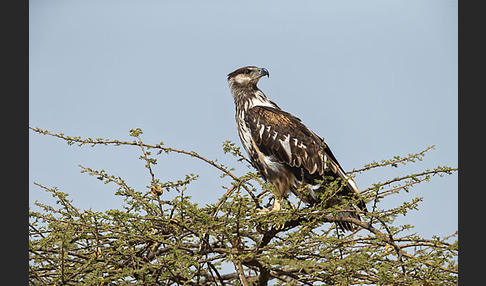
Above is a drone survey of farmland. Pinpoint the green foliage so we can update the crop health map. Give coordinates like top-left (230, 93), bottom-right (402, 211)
top-left (29, 127), bottom-right (458, 285)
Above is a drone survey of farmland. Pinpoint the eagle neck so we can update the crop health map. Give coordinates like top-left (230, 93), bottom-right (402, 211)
top-left (231, 85), bottom-right (275, 116)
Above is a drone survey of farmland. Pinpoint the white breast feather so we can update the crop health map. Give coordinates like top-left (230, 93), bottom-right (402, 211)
top-left (238, 121), bottom-right (253, 155)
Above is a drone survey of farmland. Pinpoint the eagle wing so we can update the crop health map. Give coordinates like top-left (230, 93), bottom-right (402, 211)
top-left (245, 106), bottom-right (364, 207)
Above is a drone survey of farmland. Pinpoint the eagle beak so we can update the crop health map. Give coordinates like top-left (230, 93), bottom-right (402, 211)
top-left (259, 68), bottom-right (269, 78)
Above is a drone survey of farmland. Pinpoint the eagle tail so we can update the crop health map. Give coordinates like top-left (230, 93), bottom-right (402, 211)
top-left (336, 208), bottom-right (362, 232)
top-left (344, 178), bottom-right (368, 212)
top-left (333, 171), bottom-right (367, 231)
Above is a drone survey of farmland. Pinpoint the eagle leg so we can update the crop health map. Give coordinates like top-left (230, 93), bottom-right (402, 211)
top-left (257, 197), bottom-right (282, 214)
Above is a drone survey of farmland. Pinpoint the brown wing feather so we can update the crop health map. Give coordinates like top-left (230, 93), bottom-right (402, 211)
top-left (245, 106), bottom-right (324, 175)
top-left (245, 106), bottom-right (366, 212)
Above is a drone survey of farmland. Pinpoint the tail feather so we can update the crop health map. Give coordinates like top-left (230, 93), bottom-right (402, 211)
top-left (336, 209), bottom-right (361, 231)
top-left (327, 155), bottom-right (368, 214)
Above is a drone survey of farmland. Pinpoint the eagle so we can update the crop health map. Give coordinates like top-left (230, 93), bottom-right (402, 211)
top-left (227, 66), bottom-right (367, 231)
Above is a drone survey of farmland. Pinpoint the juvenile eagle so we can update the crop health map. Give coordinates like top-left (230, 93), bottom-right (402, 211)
top-left (227, 66), bottom-right (367, 231)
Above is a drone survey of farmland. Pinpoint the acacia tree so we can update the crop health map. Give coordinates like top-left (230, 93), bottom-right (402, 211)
top-left (29, 127), bottom-right (458, 285)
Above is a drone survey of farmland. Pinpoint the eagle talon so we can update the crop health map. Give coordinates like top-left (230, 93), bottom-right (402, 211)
top-left (258, 207), bottom-right (271, 214)
top-left (257, 198), bottom-right (282, 214)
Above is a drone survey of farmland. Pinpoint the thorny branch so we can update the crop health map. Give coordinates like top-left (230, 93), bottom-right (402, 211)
top-left (349, 145), bottom-right (436, 174)
top-left (30, 127), bottom-right (258, 202)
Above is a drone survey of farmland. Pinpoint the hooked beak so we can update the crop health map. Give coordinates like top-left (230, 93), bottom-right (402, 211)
top-left (258, 67), bottom-right (269, 78)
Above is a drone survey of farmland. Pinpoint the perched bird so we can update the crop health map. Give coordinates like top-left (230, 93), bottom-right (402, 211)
top-left (227, 66), bottom-right (367, 231)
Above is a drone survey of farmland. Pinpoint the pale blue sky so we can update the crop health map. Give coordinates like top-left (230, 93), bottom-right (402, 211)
top-left (29, 0), bottom-right (457, 238)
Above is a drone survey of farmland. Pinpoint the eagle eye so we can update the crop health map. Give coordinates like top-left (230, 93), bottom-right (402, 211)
top-left (244, 69), bottom-right (252, 75)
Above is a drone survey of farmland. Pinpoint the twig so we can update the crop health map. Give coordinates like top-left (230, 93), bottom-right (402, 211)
top-left (361, 167), bottom-right (457, 196)
top-left (233, 259), bottom-right (250, 286)
top-left (135, 134), bottom-right (156, 184)
top-left (349, 146), bottom-right (436, 174)
top-left (30, 127), bottom-right (257, 197)
top-left (207, 262), bottom-right (225, 286)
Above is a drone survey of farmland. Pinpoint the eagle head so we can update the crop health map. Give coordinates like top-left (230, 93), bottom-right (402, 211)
top-left (227, 66), bottom-right (269, 87)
